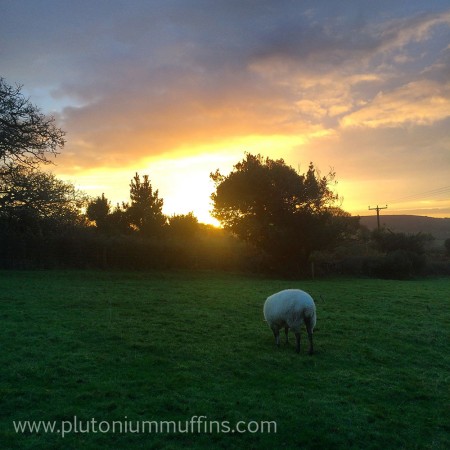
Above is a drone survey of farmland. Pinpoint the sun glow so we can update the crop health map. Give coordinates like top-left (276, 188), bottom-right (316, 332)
top-left (60, 134), bottom-right (313, 225)
top-left (143, 134), bottom-right (309, 224)
top-left (59, 127), bottom-right (450, 223)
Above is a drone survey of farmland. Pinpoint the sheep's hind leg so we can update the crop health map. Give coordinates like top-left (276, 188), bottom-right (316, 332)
top-left (305, 318), bottom-right (314, 355)
top-left (284, 326), bottom-right (289, 345)
top-left (295, 332), bottom-right (301, 353)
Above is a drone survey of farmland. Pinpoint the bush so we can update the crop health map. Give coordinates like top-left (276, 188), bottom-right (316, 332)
top-left (445, 238), bottom-right (450, 256)
top-left (370, 250), bottom-right (426, 279)
top-left (371, 229), bottom-right (431, 254)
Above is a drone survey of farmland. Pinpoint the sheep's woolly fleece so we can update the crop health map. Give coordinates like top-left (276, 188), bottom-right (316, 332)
top-left (263, 289), bottom-right (316, 333)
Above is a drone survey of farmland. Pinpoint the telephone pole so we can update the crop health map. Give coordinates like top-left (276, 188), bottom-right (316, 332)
top-left (368, 205), bottom-right (388, 230)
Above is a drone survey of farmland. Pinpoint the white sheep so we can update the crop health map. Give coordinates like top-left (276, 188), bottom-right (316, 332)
top-left (263, 289), bottom-right (316, 354)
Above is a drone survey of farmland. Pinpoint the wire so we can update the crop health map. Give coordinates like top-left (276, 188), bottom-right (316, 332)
top-left (386, 185), bottom-right (450, 205)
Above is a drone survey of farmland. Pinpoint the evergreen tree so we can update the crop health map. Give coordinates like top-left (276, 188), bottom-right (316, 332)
top-left (127, 173), bottom-right (166, 235)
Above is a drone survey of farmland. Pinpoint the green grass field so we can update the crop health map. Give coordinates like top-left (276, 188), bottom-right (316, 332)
top-left (1, 270), bottom-right (449, 449)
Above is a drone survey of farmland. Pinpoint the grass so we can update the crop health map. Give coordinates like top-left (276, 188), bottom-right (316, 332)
top-left (0, 270), bottom-right (449, 449)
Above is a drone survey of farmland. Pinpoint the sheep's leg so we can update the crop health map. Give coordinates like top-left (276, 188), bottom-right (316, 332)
top-left (272, 329), bottom-right (280, 348)
top-left (305, 319), bottom-right (314, 355)
top-left (295, 332), bottom-right (300, 353)
top-left (284, 326), bottom-right (289, 345)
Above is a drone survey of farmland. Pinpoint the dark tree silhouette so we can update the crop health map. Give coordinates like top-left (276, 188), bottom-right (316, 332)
top-left (168, 212), bottom-right (199, 239)
top-left (0, 164), bottom-right (86, 232)
top-left (86, 196), bottom-right (133, 235)
top-left (126, 172), bottom-right (166, 235)
top-left (210, 153), bottom-right (358, 272)
top-left (86, 193), bottom-right (111, 230)
top-left (0, 78), bottom-right (65, 168)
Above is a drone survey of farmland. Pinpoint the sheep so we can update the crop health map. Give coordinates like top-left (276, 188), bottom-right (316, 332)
top-left (263, 289), bottom-right (316, 354)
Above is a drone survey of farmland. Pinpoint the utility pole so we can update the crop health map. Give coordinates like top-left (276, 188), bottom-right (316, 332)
top-left (368, 205), bottom-right (388, 231)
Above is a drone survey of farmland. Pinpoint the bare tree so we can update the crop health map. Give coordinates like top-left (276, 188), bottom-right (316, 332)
top-left (0, 164), bottom-right (87, 227)
top-left (0, 77), bottom-right (65, 168)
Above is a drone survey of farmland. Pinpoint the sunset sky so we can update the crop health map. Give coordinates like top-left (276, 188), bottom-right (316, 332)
top-left (2, 0), bottom-right (450, 224)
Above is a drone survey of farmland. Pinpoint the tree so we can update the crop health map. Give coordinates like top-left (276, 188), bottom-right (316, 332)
top-left (126, 172), bottom-right (166, 235)
top-left (86, 193), bottom-right (111, 231)
top-left (86, 195), bottom-right (133, 234)
top-left (108, 203), bottom-right (134, 234)
top-left (210, 153), bottom-right (358, 272)
top-left (0, 78), bottom-right (65, 168)
top-left (168, 212), bottom-right (199, 240)
top-left (0, 164), bottom-right (86, 232)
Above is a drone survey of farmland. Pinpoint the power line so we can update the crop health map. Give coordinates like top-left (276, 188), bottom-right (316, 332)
top-left (388, 186), bottom-right (450, 204)
top-left (386, 185), bottom-right (450, 205)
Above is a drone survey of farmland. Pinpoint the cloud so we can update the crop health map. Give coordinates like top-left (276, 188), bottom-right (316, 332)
top-left (2, 1), bottom-right (450, 219)
top-left (46, 3), bottom-right (449, 181)
top-left (376, 10), bottom-right (450, 52)
top-left (340, 79), bottom-right (450, 128)
top-left (57, 61), bottom-right (323, 171)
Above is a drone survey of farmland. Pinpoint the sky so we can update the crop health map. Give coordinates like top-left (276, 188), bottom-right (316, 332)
top-left (2, 0), bottom-right (450, 224)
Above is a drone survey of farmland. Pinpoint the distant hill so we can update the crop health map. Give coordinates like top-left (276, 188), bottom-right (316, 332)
top-left (358, 215), bottom-right (450, 240)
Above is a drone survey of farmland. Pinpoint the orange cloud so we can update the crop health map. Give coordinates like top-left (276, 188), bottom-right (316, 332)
top-left (340, 80), bottom-right (450, 128)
